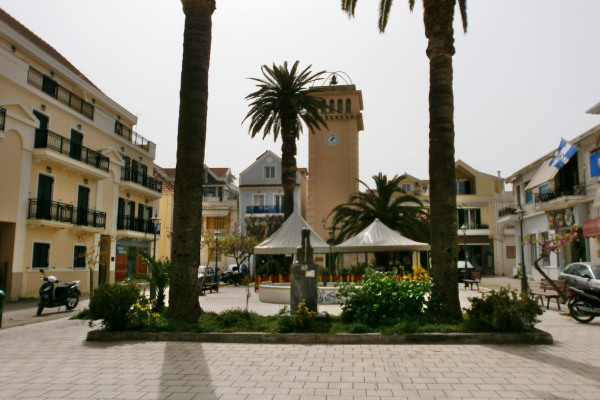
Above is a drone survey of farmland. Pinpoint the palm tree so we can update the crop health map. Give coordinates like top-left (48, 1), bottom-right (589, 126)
top-left (168, 0), bottom-right (216, 322)
top-left (244, 61), bottom-right (328, 220)
top-left (341, 0), bottom-right (467, 320)
top-left (127, 253), bottom-right (170, 311)
top-left (330, 173), bottom-right (430, 267)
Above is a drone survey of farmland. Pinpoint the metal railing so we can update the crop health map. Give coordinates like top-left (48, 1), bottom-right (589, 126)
top-left (246, 205), bottom-right (283, 214)
top-left (27, 199), bottom-right (106, 228)
top-left (34, 129), bottom-right (109, 171)
top-left (114, 121), bottom-right (154, 152)
top-left (536, 185), bottom-right (585, 203)
top-left (121, 167), bottom-right (162, 193)
top-left (117, 215), bottom-right (155, 234)
top-left (0, 106), bottom-right (5, 131)
top-left (27, 67), bottom-right (94, 119)
top-left (498, 206), bottom-right (517, 218)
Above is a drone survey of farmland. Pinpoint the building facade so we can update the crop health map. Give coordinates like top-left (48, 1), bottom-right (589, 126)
top-left (0, 9), bottom-right (160, 298)
top-left (505, 103), bottom-right (600, 277)
top-left (154, 165), bottom-right (238, 272)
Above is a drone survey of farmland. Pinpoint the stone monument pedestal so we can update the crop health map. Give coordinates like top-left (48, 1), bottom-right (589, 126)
top-left (290, 228), bottom-right (319, 313)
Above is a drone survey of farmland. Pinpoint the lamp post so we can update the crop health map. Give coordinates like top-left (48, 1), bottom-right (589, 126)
top-left (515, 208), bottom-right (528, 293)
top-left (214, 229), bottom-right (220, 277)
top-left (150, 212), bottom-right (161, 300)
top-left (460, 224), bottom-right (468, 281)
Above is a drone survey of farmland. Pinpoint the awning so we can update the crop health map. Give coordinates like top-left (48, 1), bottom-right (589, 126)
top-left (202, 210), bottom-right (229, 217)
top-left (525, 159), bottom-right (559, 191)
top-left (583, 218), bottom-right (600, 238)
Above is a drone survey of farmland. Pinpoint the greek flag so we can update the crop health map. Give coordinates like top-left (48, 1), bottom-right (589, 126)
top-left (549, 138), bottom-right (577, 170)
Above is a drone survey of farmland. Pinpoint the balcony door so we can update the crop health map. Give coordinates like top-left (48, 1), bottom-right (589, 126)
top-left (36, 174), bottom-right (53, 219)
top-left (76, 186), bottom-right (89, 225)
top-left (70, 130), bottom-right (83, 161)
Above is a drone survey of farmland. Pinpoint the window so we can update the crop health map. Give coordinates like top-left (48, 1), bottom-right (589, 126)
top-left (329, 100), bottom-right (335, 112)
top-left (540, 183), bottom-right (549, 195)
top-left (337, 99), bottom-right (343, 113)
top-left (253, 194), bottom-right (265, 207)
top-left (73, 245), bottom-right (86, 269)
top-left (506, 246), bottom-right (516, 259)
top-left (526, 190), bottom-right (534, 203)
top-left (32, 243), bottom-right (50, 268)
top-left (346, 99), bottom-right (351, 113)
top-left (275, 194), bottom-right (284, 212)
top-left (400, 184), bottom-right (412, 193)
top-left (458, 208), bottom-right (481, 229)
top-left (456, 179), bottom-right (472, 194)
top-left (205, 186), bottom-right (218, 198)
top-left (264, 166), bottom-right (276, 179)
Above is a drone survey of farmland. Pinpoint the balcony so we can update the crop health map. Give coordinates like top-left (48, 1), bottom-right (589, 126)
top-left (246, 205), bottom-right (283, 214)
top-left (0, 106), bottom-right (5, 131)
top-left (34, 129), bottom-right (109, 172)
top-left (535, 185), bottom-right (585, 203)
top-left (27, 67), bottom-right (94, 119)
top-left (121, 167), bottom-right (162, 194)
top-left (27, 199), bottom-right (106, 229)
top-left (117, 215), bottom-right (155, 234)
top-left (498, 206), bottom-right (517, 218)
top-left (114, 121), bottom-right (156, 153)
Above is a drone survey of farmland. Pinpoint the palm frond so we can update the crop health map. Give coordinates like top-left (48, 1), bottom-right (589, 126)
top-left (458, 0), bottom-right (468, 33)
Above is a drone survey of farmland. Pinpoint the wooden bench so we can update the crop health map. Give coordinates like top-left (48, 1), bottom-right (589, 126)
top-left (463, 270), bottom-right (482, 290)
top-left (199, 275), bottom-right (219, 294)
top-left (530, 279), bottom-right (566, 310)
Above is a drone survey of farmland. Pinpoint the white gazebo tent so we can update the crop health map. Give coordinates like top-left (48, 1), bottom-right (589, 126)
top-left (334, 219), bottom-right (429, 268)
top-left (254, 212), bottom-right (330, 255)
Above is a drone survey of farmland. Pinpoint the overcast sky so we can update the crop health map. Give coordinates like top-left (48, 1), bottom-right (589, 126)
top-left (3, 0), bottom-right (600, 187)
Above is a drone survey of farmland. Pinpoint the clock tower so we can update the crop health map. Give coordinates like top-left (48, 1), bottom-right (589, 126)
top-left (308, 76), bottom-right (364, 240)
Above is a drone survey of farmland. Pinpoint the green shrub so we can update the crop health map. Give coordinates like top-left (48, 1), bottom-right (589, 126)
top-left (465, 287), bottom-right (543, 332)
top-left (348, 263), bottom-right (367, 276)
top-left (128, 298), bottom-right (161, 330)
top-left (337, 269), bottom-right (433, 327)
top-left (88, 283), bottom-right (141, 331)
top-left (256, 259), bottom-right (281, 276)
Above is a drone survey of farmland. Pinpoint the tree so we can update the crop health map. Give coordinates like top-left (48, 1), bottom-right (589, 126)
top-left (245, 215), bottom-right (284, 242)
top-left (330, 173), bottom-right (430, 267)
top-left (202, 223), bottom-right (258, 272)
top-left (341, 0), bottom-right (467, 319)
top-left (73, 231), bottom-right (113, 294)
top-left (168, 0), bottom-right (216, 322)
top-left (244, 61), bottom-right (328, 220)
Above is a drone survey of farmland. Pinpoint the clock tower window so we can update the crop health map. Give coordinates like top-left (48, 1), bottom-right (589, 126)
top-left (346, 99), bottom-right (351, 113)
top-left (337, 99), bottom-right (343, 113)
top-left (329, 99), bottom-right (335, 113)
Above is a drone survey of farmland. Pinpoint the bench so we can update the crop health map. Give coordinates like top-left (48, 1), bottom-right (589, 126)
top-left (199, 276), bottom-right (219, 294)
top-left (463, 270), bottom-right (482, 290)
top-left (530, 279), bottom-right (566, 310)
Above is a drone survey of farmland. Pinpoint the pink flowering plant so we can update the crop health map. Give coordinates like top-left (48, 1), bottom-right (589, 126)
top-left (523, 211), bottom-right (578, 299)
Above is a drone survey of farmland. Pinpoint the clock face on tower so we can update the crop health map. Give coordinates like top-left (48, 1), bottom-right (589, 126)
top-left (325, 133), bottom-right (339, 147)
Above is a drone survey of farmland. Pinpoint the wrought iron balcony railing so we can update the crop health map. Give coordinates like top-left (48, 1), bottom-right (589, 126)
top-left (34, 129), bottom-right (109, 171)
top-left (0, 106), bottom-right (5, 131)
top-left (27, 67), bottom-right (94, 119)
top-left (120, 167), bottom-right (162, 193)
top-left (28, 199), bottom-right (106, 228)
top-left (535, 185), bottom-right (585, 203)
top-left (117, 215), bottom-right (155, 234)
top-left (114, 121), bottom-right (155, 152)
top-left (498, 206), bottom-right (517, 218)
top-left (246, 205), bottom-right (283, 214)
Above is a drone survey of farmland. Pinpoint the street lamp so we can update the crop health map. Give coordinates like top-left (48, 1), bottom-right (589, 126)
top-left (515, 208), bottom-right (528, 293)
top-left (150, 212), bottom-right (161, 300)
top-left (460, 223), bottom-right (468, 281)
top-left (214, 229), bottom-right (220, 277)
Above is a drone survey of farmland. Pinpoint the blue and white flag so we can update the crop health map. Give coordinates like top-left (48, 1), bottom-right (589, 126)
top-left (549, 138), bottom-right (577, 170)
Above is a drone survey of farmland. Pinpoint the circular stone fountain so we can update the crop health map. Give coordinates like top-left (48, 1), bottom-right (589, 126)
top-left (258, 282), bottom-right (341, 305)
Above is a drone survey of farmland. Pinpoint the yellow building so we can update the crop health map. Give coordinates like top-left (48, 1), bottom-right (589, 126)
top-left (153, 165), bottom-right (238, 272)
top-left (0, 9), bottom-right (161, 298)
top-left (400, 161), bottom-right (514, 275)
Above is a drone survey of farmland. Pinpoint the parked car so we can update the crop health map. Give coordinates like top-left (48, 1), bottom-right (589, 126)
top-left (558, 262), bottom-right (600, 297)
top-left (221, 263), bottom-right (249, 284)
top-left (198, 265), bottom-right (219, 285)
top-left (458, 260), bottom-right (475, 281)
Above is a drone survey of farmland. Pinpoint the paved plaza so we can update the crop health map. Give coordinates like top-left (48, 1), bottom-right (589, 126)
top-left (1, 278), bottom-right (599, 400)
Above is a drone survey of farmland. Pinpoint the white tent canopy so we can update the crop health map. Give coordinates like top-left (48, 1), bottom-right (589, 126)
top-left (254, 212), bottom-right (330, 255)
top-left (334, 218), bottom-right (430, 253)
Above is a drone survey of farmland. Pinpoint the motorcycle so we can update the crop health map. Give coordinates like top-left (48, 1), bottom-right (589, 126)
top-left (567, 287), bottom-right (600, 323)
top-left (37, 270), bottom-right (81, 316)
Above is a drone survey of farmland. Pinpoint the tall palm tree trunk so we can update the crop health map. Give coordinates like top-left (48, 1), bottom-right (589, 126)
top-left (424, 0), bottom-right (462, 320)
top-left (281, 121), bottom-right (297, 220)
top-left (168, 0), bottom-right (215, 322)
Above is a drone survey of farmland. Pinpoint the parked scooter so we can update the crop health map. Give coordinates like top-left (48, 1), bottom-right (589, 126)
top-left (37, 270), bottom-right (81, 316)
top-left (567, 287), bottom-right (600, 323)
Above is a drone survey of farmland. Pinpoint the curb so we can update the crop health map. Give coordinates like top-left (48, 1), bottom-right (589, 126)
top-left (87, 328), bottom-right (553, 345)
